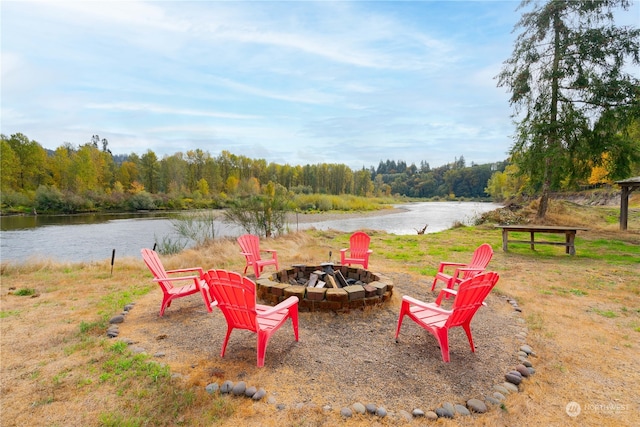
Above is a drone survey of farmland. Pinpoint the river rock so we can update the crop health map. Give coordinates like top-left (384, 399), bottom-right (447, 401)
top-left (220, 380), bottom-right (234, 394)
top-left (425, 411), bottom-right (438, 420)
top-left (412, 408), bottom-right (424, 417)
top-left (435, 406), bottom-right (454, 418)
top-left (494, 384), bottom-right (510, 395)
top-left (503, 382), bottom-right (519, 393)
top-left (467, 398), bottom-right (487, 413)
top-left (455, 404), bottom-right (470, 416)
top-left (245, 386), bottom-right (257, 397)
top-left (493, 392), bottom-right (506, 401)
top-left (375, 407), bottom-right (387, 417)
top-left (231, 381), bottom-right (246, 396)
top-left (515, 364), bottom-right (530, 377)
top-left (109, 314), bottom-right (125, 324)
top-left (205, 383), bottom-right (219, 394)
top-left (505, 371), bottom-right (523, 385)
top-left (365, 403), bottom-right (377, 414)
top-left (340, 407), bottom-right (352, 418)
top-left (486, 395), bottom-right (502, 405)
top-left (252, 388), bottom-right (266, 400)
top-left (520, 344), bottom-right (533, 354)
top-left (352, 402), bottom-right (365, 414)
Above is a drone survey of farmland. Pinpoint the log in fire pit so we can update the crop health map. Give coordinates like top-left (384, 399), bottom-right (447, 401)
top-left (255, 263), bottom-right (394, 312)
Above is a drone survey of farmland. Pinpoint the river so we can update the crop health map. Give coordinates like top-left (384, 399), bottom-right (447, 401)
top-left (0, 201), bottom-right (501, 264)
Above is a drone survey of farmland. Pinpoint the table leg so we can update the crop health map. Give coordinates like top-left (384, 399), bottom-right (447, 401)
top-left (502, 229), bottom-right (508, 252)
top-left (567, 232), bottom-right (576, 255)
top-left (530, 231), bottom-right (535, 251)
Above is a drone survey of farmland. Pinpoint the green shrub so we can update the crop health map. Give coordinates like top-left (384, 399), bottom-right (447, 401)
top-left (128, 192), bottom-right (155, 210)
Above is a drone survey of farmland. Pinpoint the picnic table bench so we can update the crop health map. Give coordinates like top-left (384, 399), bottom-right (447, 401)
top-left (496, 225), bottom-right (589, 255)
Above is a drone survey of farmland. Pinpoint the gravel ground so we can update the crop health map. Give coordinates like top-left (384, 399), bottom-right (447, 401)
top-left (120, 270), bottom-right (522, 412)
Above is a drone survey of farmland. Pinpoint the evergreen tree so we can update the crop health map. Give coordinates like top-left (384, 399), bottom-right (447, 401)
top-left (497, 0), bottom-right (639, 218)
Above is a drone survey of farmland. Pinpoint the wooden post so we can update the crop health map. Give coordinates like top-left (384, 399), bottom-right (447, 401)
top-left (620, 185), bottom-right (629, 231)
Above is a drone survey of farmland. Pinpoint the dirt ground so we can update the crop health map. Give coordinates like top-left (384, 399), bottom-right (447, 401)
top-left (118, 270), bottom-right (522, 413)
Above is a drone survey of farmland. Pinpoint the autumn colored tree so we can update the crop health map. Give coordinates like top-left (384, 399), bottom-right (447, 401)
top-left (4, 133), bottom-right (47, 191)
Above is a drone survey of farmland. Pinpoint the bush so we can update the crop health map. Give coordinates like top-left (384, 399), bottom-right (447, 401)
top-left (35, 185), bottom-right (65, 212)
top-left (170, 211), bottom-right (218, 246)
top-left (154, 234), bottom-right (187, 255)
top-left (128, 192), bottom-right (156, 210)
top-left (0, 189), bottom-right (33, 213)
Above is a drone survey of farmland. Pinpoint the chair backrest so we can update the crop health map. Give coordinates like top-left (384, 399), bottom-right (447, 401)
top-left (206, 269), bottom-right (258, 332)
top-left (446, 272), bottom-right (499, 328)
top-left (141, 248), bottom-right (173, 291)
top-left (349, 231), bottom-right (371, 258)
top-left (237, 234), bottom-right (261, 261)
top-left (464, 243), bottom-right (493, 279)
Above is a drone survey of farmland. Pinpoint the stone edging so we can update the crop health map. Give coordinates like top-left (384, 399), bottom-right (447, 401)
top-left (106, 293), bottom-right (537, 422)
top-left (256, 264), bottom-right (393, 312)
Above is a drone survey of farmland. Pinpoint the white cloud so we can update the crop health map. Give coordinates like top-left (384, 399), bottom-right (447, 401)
top-left (1, 0), bottom-right (545, 168)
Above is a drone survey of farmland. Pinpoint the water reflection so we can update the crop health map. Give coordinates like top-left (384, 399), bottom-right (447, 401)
top-left (298, 201), bottom-right (500, 235)
top-left (0, 202), bottom-right (501, 264)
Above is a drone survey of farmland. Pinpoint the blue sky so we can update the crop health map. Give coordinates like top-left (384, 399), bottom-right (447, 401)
top-left (2, 1), bottom-right (636, 170)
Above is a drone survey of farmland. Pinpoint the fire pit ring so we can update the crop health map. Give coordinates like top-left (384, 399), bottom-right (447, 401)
top-left (255, 263), bottom-right (394, 312)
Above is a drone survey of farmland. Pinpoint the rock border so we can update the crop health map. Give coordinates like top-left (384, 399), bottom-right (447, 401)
top-left (107, 293), bottom-right (536, 422)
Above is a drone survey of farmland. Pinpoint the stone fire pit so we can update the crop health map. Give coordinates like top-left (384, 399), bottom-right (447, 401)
top-left (255, 263), bottom-right (394, 312)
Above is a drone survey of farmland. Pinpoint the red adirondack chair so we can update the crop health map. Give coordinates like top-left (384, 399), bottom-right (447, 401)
top-left (395, 271), bottom-right (500, 362)
top-left (205, 269), bottom-right (299, 367)
top-left (431, 243), bottom-right (493, 292)
top-left (340, 231), bottom-right (373, 269)
top-left (237, 234), bottom-right (279, 278)
top-left (141, 248), bottom-right (215, 316)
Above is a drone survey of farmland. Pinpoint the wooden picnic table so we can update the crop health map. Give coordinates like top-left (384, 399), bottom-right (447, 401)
top-left (496, 225), bottom-right (589, 255)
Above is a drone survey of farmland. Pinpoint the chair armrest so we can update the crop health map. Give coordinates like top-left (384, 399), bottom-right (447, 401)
top-left (264, 249), bottom-right (278, 260)
top-left (435, 288), bottom-right (458, 305)
top-left (436, 261), bottom-right (466, 273)
top-left (439, 262), bottom-right (466, 268)
top-left (366, 250), bottom-right (373, 254)
top-left (240, 252), bottom-right (256, 261)
top-left (451, 267), bottom-right (484, 280)
top-left (154, 275), bottom-right (203, 288)
top-left (432, 287), bottom-right (487, 307)
top-left (402, 295), bottom-right (451, 315)
top-left (340, 248), bottom-right (348, 253)
top-left (456, 267), bottom-right (484, 274)
top-left (165, 267), bottom-right (204, 277)
top-left (257, 296), bottom-right (299, 317)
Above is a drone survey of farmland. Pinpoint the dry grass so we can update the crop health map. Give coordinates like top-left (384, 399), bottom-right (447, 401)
top-left (1, 199), bottom-right (639, 426)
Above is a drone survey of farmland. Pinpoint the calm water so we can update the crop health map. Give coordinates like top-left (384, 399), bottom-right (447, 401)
top-left (0, 202), bottom-right (501, 264)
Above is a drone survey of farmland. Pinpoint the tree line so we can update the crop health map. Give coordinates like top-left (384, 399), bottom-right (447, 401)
top-left (0, 132), bottom-right (504, 214)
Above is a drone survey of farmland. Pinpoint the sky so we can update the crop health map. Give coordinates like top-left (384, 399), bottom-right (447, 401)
top-left (2, 1), bottom-right (636, 171)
